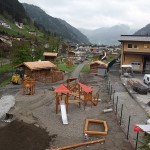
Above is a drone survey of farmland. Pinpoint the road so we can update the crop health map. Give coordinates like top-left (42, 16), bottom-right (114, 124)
top-left (109, 62), bottom-right (148, 148)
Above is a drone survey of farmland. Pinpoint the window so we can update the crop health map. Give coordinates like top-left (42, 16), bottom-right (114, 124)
top-left (128, 44), bottom-right (132, 48)
top-left (131, 62), bottom-right (141, 70)
top-left (144, 44), bottom-right (150, 49)
top-left (128, 44), bottom-right (138, 49)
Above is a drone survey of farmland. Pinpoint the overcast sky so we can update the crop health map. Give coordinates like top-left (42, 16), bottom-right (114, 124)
top-left (18, 0), bottom-right (150, 30)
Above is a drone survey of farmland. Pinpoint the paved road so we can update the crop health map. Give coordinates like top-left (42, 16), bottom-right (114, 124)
top-left (109, 62), bottom-right (148, 148)
top-left (69, 61), bottom-right (87, 79)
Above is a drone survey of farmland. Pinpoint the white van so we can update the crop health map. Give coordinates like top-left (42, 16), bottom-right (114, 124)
top-left (143, 74), bottom-right (150, 85)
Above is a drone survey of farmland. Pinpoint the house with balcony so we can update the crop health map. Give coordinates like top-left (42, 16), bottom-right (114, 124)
top-left (119, 35), bottom-right (150, 73)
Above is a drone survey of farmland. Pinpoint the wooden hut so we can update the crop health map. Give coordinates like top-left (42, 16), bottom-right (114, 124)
top-left (16, 61), bottom-right (64, 83)
top-left (68, 51), bottom-right (75, 58)
top-left (43, 52), bottom-right (58, 62)
top-left (90, 60), bottom-right (108, 73)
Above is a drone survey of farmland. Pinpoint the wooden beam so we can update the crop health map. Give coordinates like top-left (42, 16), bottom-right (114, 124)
top-left (50, 138), bottom-right (105, 150)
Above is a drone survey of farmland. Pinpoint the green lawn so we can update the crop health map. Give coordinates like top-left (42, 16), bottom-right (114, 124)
top-left (81, 63), bottom-right (90, 72)
top-left (0, 64), bottom-right (14, 72)
top-left (57, 63), bottom-right (77, 73)
top-left (0, 77), bottom-right (11, 87)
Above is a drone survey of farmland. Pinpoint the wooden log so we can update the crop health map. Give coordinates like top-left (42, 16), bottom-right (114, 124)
top-left (84, 119), bottom-right (88, 131)
top-left (50, 138), bottom-right (105, 150)
top-left (86, 119), bottom-right (105, 123)
top-left (85, 130), bottom-right (107, 135)
top-left (104, 121), bottom-right (108, 133)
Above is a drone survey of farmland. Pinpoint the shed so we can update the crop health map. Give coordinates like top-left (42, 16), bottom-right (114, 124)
top-left (16, 61), bottom-right (64, 83)
top-left (90, 60), bottom-right (108, 73)
top-left (68, 51), bottom-right (75, 58)
top-left (43, 52), bottom-right (58, 62)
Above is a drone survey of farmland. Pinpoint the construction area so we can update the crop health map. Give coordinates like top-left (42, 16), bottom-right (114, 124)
top-left (1, 61), bottom-right (149, 150)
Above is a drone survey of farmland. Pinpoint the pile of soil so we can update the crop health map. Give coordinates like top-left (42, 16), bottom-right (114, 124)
top-left (0, 120), bottom-right (52, 150)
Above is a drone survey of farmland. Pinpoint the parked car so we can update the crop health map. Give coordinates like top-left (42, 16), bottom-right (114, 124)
top-left (143, 74), bottom-right (150, 85)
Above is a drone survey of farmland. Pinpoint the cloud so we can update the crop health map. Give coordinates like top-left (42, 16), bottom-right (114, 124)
top-left (19, 0), bottom-right (150, 30)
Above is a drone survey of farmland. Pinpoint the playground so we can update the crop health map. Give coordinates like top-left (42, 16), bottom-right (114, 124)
top-left (0, 71), bottom-right (133, 150)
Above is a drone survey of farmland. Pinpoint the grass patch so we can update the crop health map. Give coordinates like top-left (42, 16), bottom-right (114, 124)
top-left (57, 63), bottom-right (77, 73)
top-left (0, 77), bottom-right (11, 87)
top-left (0, 64), bottom-right (14, 72)
top-left (81, 63), bottom-right (90, 72)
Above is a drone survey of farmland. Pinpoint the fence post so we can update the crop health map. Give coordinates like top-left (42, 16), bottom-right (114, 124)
top-left (127, 115), bottom-right (131, 140)
top-left (120, 104), bottom-right (123, 125)
top-left (135, 132), bottom-right (139, 150)
top-left (108, 81), bottom-right (110, 94)
top-left (110, 85), bottom-right (112, 95)
top-left (116, 96), bottom-right (118, 114)
top-left (113, 90), bottom-right (115, 104)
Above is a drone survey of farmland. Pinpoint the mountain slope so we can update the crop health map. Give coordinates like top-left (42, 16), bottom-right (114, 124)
top-left (134, 24), bottom-right (150, 35)
top-left (0, 0), bottom-right (28, 22)
top-left (22, 3), bottom-right (90, 44)
top-left (79, 25), bottom-right (136, 45)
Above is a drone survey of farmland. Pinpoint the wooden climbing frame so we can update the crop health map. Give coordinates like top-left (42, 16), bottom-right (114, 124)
top-left (67, 78), bottom-right (78, 92)
top-left (22, 79), bottom-right (35, 95)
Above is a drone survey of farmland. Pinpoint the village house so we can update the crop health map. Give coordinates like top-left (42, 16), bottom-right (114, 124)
top-left (16, 61), bottom-right (64, 83)
top-left (43, 52), bottom-right (58, 62)
top-left (0, 35), bottom-right (12, 46)
top-left (68, 51), bottom-right (75, 58)
top-left (28, 31), bottom-right (37, 36)
top-left (90, 60), bottom-right (108, 76)
top-left (15, 22), bottom-right (24, 29)
top-left (0, 19), bottom-right (11, 29)
top-left (119, 35), bottom-right (150, 73)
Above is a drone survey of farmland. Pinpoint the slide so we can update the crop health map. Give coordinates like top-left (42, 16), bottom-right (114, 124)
top-left (60, 101), bottom-right (68, 125)
top-left (101, 51), bottom-right (107, 60)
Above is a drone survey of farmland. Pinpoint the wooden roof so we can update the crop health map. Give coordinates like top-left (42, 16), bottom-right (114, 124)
top-left (90, 60), bottom-right (108, 67)
top-left (54, 84), bottom-right (70, 93)
top-left (16, 61), bottom-right (56, 71)
top-left (43, 52), bottom-right (58, 57)
top-left (78, 82), bottom-right (93, 93)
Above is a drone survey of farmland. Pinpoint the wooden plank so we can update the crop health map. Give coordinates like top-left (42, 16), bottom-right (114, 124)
top-left (68, 100), bottom-right (81, 104)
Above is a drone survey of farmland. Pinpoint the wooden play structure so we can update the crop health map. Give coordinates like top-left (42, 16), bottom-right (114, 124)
top-left (54, 79), bottom-right (100, 113)
top-left (84, 119), bottom-right (108, 135)
top-left (67, 78), bottom-right (78, 92)
top-left (78, 82), bottom-right (99, 109)
top-left (54, 84), bottom-right (81, 114)
top-left (54, 84), bottom-right (70, 114)
top-left (66, 57), bottom-right (73, 67)
top-left (22, 78), bottom-right (35, 95)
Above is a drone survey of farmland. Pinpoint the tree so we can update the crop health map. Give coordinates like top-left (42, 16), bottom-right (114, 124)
top-left (11, 40), bottom-right (31, 65)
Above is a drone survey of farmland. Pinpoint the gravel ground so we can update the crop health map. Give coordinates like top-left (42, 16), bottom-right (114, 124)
top-left (0, 63), bottom-right (133, 150)
top-left (1, 73), bottom-right (132, 150)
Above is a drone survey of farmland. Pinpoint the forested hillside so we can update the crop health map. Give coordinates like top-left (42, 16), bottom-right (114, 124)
top-left (134, 24), bottom-right (150, 35)
top-left (23, 3), bottom-right (90, 44)
top-left (0, 0), bottom-right (29, 22)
